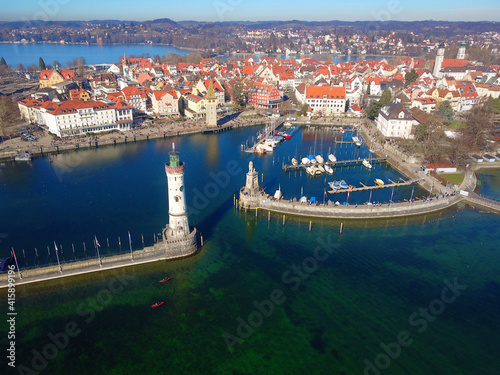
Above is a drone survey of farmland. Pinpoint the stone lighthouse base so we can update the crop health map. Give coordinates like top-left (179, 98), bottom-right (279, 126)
top-left (153, 228), bottom-right (199, 260)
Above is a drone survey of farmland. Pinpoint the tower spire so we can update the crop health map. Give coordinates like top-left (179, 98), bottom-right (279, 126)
top-left (206, 79), bottom-right (216, 100)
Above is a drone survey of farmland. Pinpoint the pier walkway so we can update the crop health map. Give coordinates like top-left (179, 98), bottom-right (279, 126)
top-left (244, 119), bottom-right (285, 153)
top-left (239, 188), bottom-right (462, 220)
top-left (283, 157), bottom-right (388, 172)
top-left (464, 191), bottom-right (500, 213)
top-left (327, 178), bottom-right (423, 194)
top-left (0, 230), bottom-right (199, 288)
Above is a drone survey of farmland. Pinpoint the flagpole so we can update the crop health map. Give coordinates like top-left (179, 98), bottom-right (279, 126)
top-left (95, 236), bottom-right (102, 267)
top-left (53, 241), bottom-right (62, 273)
top-left (390, 187), bottom-right (394, 202)
top-left (410, 186), bottom-right (414, 203)
top-left (128, 231), bottom-right (133, 261)
top-left (11, 248), bottom-right (22, 279)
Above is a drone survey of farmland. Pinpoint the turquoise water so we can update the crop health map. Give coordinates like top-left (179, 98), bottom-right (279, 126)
top-left (476, 169), bottom-right (500, 200)
top-left (1, 127), bottom-right (500, 374)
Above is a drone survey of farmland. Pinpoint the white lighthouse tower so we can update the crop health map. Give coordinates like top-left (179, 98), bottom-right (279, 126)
top-left (164, 144), bottom-right (190, 239)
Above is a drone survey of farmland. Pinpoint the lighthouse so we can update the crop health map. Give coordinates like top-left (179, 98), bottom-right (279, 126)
top-left (164, 144), bottom-right (190, 239)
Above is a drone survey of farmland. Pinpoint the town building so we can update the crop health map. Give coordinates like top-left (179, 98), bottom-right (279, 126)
top-left (205, 81), bottom-right (218, 127)
top-left (304, 85), bottom-right (346, 115)
top-left (32, 99), bottom-right (133, 137)
top-left (376, 100), bottom-right (419, 139)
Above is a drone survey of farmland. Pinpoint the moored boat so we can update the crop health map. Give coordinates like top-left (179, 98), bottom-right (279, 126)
top-left (291, 158), bottom-right (298, 165)
top-left (328, 181), bottom-right (340, 190)
top-left (328, 154), bottom-right (337, 163)
top-left (324, 165), bottom-right (333, 174)
top-left (316, 165), bottom-right (325, 174)
top-left (301, 157), bottom-right (310, 165)
top-left (339, 180), bottom-right (348, 189)
top-left (315, 155), bottom-right (324, 164)
top-left (274, 185), bottom-right (282, 199)
top-left (306, 166), bottom-right (315, 175)
top-left (362, 159), bottom-right (372, 169)
top-left (14, 151), bottom-right (33, 162)
top-left (375, 178), bottom-right (385, 186)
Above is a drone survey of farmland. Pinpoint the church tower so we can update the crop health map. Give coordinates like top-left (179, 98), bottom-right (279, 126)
top-left (433, 43), bottom-right (445, 77)
top-left (164, 145), bottom-right (190, 239)
top-left (205, 80), bottom-right (218, 128)
top-left (457, 42), bottom-right (466, 60)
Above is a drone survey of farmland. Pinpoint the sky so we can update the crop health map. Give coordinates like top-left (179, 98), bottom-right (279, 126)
top-left (1, 0), bottom-right (500, 23)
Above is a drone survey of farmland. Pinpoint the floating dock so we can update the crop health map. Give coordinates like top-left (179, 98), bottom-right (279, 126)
top-left (244, 120), bottom-right (285, 153)
top-left (283, 157), bottom-right (388, 171)
top-left (327, 178), bottom-right (423, 194)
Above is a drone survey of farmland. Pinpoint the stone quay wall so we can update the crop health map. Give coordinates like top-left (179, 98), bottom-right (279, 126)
top-left (0, 229), bottom-right (199, 288)
top-left (239, 191), bottom-right (462, 220)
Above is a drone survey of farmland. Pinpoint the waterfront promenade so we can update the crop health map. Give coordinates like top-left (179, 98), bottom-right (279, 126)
top-left (0, 114), bottom-right (268, 161)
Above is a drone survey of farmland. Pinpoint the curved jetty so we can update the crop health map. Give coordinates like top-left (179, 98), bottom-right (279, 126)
top-left (239, 162), bottom-right (462, 220)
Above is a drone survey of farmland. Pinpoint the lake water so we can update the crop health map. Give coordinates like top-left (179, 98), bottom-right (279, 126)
top-left (0, 43), bottom-right (189, 67)
top-left (0, 42), bottom-right (379, 68)
top-left (1, 127), bottom-right (499, 375)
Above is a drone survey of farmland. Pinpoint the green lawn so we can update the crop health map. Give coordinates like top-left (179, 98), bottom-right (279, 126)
top-left (440, 173), bottom-right (465, 186)
top-left (448, 120), bottom-right (467, 129)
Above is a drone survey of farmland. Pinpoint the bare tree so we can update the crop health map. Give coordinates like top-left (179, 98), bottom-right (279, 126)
top-left (0, 96), bottom-right (21, 138)
top-left (462, 106), bottom-right (496, 150)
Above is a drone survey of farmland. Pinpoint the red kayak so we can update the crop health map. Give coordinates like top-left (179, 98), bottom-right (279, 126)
top-left (159, 277), bottom-right (171, 283)
top-left (151, 302), bottom-right (164, 308)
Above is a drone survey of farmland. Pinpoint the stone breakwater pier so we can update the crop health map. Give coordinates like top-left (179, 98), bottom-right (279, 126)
top-left (239, 161), bottom-right (463, 220)
top-left (0, 230), bottom-right (198, 288)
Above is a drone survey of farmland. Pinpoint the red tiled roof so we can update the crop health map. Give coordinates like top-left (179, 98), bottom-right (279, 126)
top-left (306, 86), bottom-right (346, 99)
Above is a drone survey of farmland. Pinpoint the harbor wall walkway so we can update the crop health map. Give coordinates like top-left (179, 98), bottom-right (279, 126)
top-left (0, 230), bottom-right (199, 288)
top-left (239, 190), bottom-right (463, 220)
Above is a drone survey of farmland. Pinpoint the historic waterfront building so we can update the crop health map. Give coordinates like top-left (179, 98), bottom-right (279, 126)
top-left (30, 99), bottom-right (133, 137)
top-left (205, 81), bottom-right (218, 128)
top-left (376, 100), bottom-right (419, 139)
top-left (304, 85), bottom-right (346, 115)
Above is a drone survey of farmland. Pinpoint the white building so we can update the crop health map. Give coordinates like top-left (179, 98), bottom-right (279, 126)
top-left (305, 85), bottom-right (346, 115)
top-left (377, 101), bottom-right (419, 139)
top-left (34, 99), bottom-right (133, 137)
